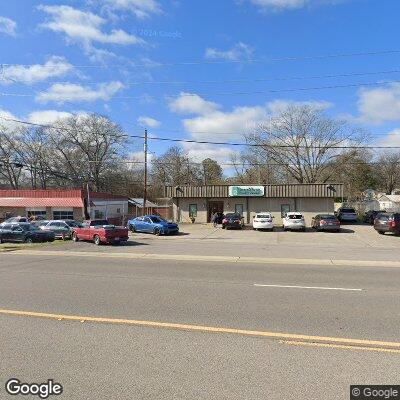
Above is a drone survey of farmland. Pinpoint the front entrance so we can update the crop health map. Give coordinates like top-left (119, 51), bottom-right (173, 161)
top-left (208, 201), bottom-right (224, 222)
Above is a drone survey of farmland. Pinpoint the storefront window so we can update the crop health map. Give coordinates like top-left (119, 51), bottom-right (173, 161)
top-left (27, 210), bottom-right (47, 218)
top-left (235, 204), bottom-right (244, 216)
top-left (189, 204), bottom-right (198, 218)
top-left (53, 211), bottom-right (74, 220)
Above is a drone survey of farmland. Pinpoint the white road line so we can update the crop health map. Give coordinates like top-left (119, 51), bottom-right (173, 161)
top-left (253, 284), bottom-right (363, 291)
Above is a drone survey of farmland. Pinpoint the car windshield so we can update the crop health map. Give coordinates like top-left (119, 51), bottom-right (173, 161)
top-left (150, 217), bottom-right (163, 223)
top-left (20, 224), bottom-right (40, 231)
top-left (288, 215), bottom-right (303, 219)
top-left (320, 215), bottom-right (337, 220)
top-left (65, 220), bottom-right (79, 227)
top-left (226, 213), bottom-right (240, 218)
top-left (256, 215), bottom-right (270, 218)
top-left (341, 208), bottom-right (356, 213)
top-left (91, 220), bottom-right (109, 226)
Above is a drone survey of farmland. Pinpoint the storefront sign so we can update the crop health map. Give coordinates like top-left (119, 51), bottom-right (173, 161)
top-left (228, 186), bottom-right (265, 197)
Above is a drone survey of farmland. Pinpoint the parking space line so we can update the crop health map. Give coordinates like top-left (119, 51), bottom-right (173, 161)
top-left (0, 308), bottom-right (399, 352)
top-left (254, 284), bottom-right (363, 291)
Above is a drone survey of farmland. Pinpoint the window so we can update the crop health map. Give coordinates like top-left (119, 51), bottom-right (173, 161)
top-left (281, 204), bottom-right (290, 217)
top-left (53, 211), bottom-right (74, 220)
top-left (27, 210), bottom-right (47, 218)
top-left (235, 204), bottom-right (244, 216)
top-left (189, 204), bottom-right (198, 218)
top-left (94, 210), bottom-right (104, 219)
top-left (117, 208), bottom-right (121, 214)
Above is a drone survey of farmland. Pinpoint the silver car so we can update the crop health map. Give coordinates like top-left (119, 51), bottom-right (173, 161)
top-left (40, 220), bottom-right (79, 240)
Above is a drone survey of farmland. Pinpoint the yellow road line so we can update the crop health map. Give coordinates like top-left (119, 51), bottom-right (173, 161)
top-left (4, 249), bottom-right (400, 268)
top-left (0, 308), bottom-right (399, 352)
top-left (279, 340), bottom-right (400, 354)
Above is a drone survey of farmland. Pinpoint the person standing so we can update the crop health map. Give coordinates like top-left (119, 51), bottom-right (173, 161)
top-left (211, 211), bottom-right (218, 228)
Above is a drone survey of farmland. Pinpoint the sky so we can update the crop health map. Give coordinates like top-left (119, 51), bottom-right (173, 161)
top-left (1, 0), bottom-right (400, 173)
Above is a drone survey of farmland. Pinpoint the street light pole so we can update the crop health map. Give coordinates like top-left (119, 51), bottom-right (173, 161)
top-left (143, 129), bottom-right (148, 216)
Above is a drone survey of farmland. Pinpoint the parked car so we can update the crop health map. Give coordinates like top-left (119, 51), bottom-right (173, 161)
top-left (72, 220), bottom-right (129, 245)
top-left (40, 220), bottom-right (79, 240)
top-left (0, 222), bottom-right (55, 244)
top-left (336, 207), bottom-right (358, 223)
top-left (31, 220), bottom-right (50, 228)
top-left (252, 212), bottom-right (274, 231)
top-left (282, 212), bottom-right (306, 231)
top-left (373, 213), bottom-right (400, 235)
top-left (363, 210), bottom-right (385, 225)
top-left (127, 215), bottom-right (179, 235)
top-left (222, 213), bottom-right (244, 230)
top-left (4, 216), bottom-right (29, 223)
top-left (311, 214), bottom-right (341, 232)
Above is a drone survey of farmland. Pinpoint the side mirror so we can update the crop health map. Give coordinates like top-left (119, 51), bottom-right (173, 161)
top-left (252, 216), bottom-right (255, 219)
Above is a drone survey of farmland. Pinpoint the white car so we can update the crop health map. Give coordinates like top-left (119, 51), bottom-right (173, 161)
top-left (253, 212), bottom-right (274, 231)
top-left (282, 212), bottom-right (306, 231)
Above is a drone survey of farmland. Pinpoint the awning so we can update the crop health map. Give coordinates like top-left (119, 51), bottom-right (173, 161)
top-left (0, 197), bottom-right (84, 208)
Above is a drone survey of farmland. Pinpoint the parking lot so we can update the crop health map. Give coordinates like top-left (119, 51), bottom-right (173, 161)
top-left (2, 222), bottom-right (400, 263)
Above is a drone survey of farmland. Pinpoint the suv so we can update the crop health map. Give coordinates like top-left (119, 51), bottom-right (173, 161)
top-left (336, 207), bottom-right (358, 222)
top-left (282, 212), bottom-right (306, 232)
top-left (373, 213), bottom-right (400, 235)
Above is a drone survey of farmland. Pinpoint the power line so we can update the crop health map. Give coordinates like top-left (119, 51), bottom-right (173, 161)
top-left (2, 49), bottom-right (400, 69)
top-left (1, 116), bottom-right (399, 149)
top-left (2, 79), bottom-right (400, 101)
top-left (3, 68), bottom-right (400, 87)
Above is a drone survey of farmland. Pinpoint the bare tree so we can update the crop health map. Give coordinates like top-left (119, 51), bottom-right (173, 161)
top-left (247, 105), bottom-right (366, 183)
top-left (375, 151), bottom-right (400, 194)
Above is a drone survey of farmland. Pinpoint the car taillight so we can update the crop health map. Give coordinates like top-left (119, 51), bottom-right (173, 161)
top-left (236, 219), bottom-right (240, 223)
top-left (391, 220), bottom-right (396, 228)
top-left (320, 220), bottom-right (327, 225)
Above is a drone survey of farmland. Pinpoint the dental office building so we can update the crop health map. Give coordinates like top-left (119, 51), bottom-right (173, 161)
top-left (165, 183), bottom-right (343, 224)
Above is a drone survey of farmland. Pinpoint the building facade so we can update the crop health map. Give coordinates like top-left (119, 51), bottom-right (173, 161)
top-left (0, 189), bottom-right (128, 224)
top-left (165, 184), bottom-right (343, 224)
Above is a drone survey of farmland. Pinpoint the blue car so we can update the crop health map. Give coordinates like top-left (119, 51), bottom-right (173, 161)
top-left (127, 215), bottom-right (179, 236)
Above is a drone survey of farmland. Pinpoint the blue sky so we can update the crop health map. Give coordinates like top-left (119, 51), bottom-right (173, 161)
top-left (1, 0), bottom-right (400, 170)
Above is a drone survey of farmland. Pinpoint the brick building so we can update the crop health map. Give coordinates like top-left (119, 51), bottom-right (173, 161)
top-left (0, 189), bottom-right (129, 224)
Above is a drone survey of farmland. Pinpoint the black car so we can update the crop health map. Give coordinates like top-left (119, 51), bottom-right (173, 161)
top-left (373, 213), bottom-right (400, 235)
top-left (0, 223), bottom-right (55, 244)
top-left (363, 210), bottom-right (385, 224)
top-left (311, 214), bottom-right (341, 232)
top-left (222, 213), bottom-right (244, 230)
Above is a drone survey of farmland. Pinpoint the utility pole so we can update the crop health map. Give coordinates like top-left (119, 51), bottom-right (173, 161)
top-left (143, 129), bottom-right (148, 216)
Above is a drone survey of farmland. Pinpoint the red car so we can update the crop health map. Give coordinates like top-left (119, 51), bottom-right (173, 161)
top-left (72, 220), bottom-right (129, 245)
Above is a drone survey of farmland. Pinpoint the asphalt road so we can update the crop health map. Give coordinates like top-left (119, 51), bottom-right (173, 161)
top-left (1, 251), bottom-right (399, 399)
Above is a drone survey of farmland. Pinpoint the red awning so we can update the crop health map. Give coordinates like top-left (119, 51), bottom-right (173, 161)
top-left (0, 197), bottom-right (84, 208)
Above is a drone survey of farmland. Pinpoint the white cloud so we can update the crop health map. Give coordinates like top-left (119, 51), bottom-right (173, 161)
top-left (102, 0), bottom-right (162, 19)
top-left (137, 116), bottom-right (161, 128)
top-left (375, 129), bottom-right (400, 148)
top-left (0, 109), bottom-right (19, 131)
top-left (1, 56), bottom-right (73, 85)
top-left (356, 83), bottom-right (400, 125)
top-left (205, 42), bottom-right (253, 61)
top-left (36, 81), bottom-right (124, 104)
top-left (241, 0), bottom-right (344, 12)
top-left (38, 5), bottom-right (143, 47)
top-left (266, 99), bottom-right (332, 115)
top-left (0, 16), bottom-right (17, 36)
top-left (168, 93), bottom-right (220, 115)
top-left (27, 110), bottom-right (73, 125)
top-left (169, 93), bottom-right (332, 141)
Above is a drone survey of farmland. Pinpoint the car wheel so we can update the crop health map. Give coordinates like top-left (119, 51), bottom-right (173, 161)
top-left (0, 237), bottom-right (3, 244)
top-left (25, 237), bottom-right (33, 244)
top-left (154, 227), bottom-right (161, 236)
top-left (61, 233), bottom-right (67, 241)
top-left (378, 231), bottom-right (385, 235)
top-left (72, 232), bottom-right (79, 242)
top-left (94, 235), bottom-right (101, 245)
